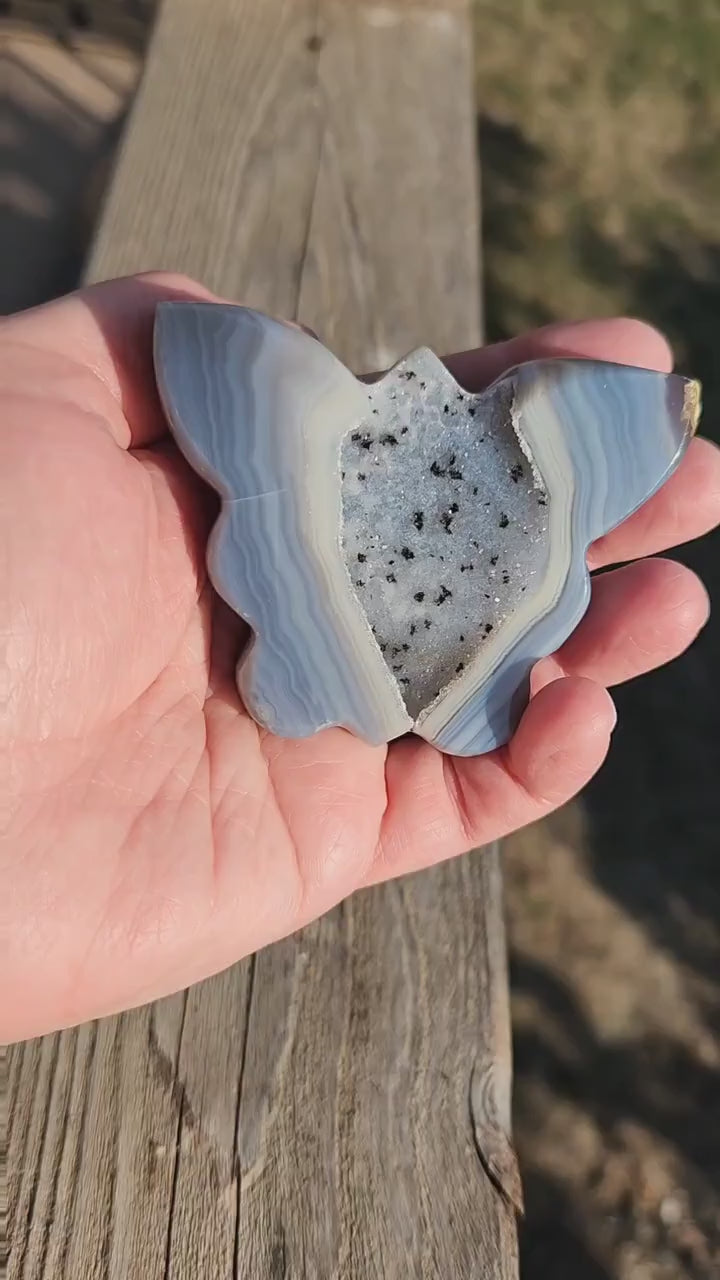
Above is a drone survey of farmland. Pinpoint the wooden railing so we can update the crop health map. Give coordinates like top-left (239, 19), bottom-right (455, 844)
top-left (8, 2), bottom-right (519, 1274)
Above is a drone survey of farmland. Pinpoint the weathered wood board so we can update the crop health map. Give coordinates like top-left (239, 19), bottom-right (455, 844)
top-left (8, 1), bottom-right (520, 1275)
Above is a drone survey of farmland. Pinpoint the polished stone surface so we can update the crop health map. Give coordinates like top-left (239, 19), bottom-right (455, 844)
top-left (154, 302), bottom-right (700, 755)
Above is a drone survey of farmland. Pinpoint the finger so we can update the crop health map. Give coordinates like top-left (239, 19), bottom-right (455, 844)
top-left (370, 676), bottom-right (615, 883)
top-left (588, 437), bottom-right (720, 569)
top-left (444, 316), bottom-right (673, 390)
top-left (534, 558), bottom-right (709, 693)
top-left (4, 272), bottom-right (217, 448)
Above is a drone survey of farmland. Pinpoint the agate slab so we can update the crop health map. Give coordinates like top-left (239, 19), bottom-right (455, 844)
top-left (154, 303), bottom-right (700, 756)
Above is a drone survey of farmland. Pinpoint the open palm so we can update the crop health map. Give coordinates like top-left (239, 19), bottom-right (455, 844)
top-left (2, 273), bottom-right (718, 1042)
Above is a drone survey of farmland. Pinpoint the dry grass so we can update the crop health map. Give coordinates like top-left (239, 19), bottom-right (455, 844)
top-left (475, 0), bottom-right (720, 421)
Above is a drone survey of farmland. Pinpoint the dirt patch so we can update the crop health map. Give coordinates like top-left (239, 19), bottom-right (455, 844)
top-left (506, 807), bottom-right (719, 1277)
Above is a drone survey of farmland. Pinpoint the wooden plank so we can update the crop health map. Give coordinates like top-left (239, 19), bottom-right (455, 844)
top-left (85, 0), bottom-right (326, 319)
top-left (8, 0), bottom-right (520, 1275)
top-left (85, 0), bottom-right (481, 361)
top-left (236, 859), bottom-right (518, 1278)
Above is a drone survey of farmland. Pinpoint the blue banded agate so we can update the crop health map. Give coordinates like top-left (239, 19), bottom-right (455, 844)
top-left (154, 302), bottom-right (700, 756)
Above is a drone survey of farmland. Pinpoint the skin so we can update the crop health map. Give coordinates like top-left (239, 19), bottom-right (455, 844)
top-left (2, 272), bottom-right (719, 1043)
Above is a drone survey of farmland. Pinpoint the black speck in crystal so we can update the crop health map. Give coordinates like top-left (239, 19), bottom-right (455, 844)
top-left (502, 570), bottom-right (510, 584)
top-left (510, 463), bottom-right (524, 483)
top-left (459, 634), bottom-right (465, 642)
top-left (360, 438), bottom-right (372, 450)
top-left (401, 369), bottom-right (417, 380)
top-left (413, 511), bottom-right (424, 531)
top-left (424, 619), bottom-right (432, 629)
top-left (399, 677), bottom-right (410, 686)
top-left (490, 554), bottom-right (499, 565)
top-left (441, 513), bottom-right (454, 533)
top-left (351, 432), bottom-right (361, 442)
top-left (386, 572), bottom-right (397, 583)
top-left (538, 495), bottom-right (547, 506)
top-left (401, 426), bottom-right (409, 435)
top-left (449, 468), bottom-right (463, 480)
top-left (357, 552), bottom-right (366, 563)
top-left (443, 403), bottom-right (450, 413)
top-left (430, 460), bottom-right (445, 477)
top-left (498, 512), bottom-right (509, 529)
top-left (468, 406), bottom-right (476, 417)
top-left (472, 486), bottom-right (478, 496)
top-left (435, 585), bottom-right (452, 604)
top-left (484, 622), bottom-right (494, 635)
top-left (450, 502), bottom-right (459, 514)
top-left (381, 433), bottom-right (398, 446)
top-left (456, 662), bottom-right (465, 674)
top-left (414, 591), bottom-right (425, 602)
top-left (356, 580), bottom-right (365, 588)
top-left (401, 547), bottom-right (414, 560)
top-left (358, 472), bottom-right (366, 481)
top-left (402, 643), bottom-right (410, 652)
top-left (410, 624), bottom-right (416, 635)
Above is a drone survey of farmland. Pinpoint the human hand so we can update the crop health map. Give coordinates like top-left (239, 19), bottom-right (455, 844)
top-left (3, 273), bottom-right (718, 1042)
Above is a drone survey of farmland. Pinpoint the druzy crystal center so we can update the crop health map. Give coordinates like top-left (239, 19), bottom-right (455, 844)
top-left (340, 359), bottom-right (549, 717)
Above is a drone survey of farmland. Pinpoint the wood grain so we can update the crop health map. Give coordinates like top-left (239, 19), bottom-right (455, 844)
top-left (8, 0), bottom-right (519, 1274)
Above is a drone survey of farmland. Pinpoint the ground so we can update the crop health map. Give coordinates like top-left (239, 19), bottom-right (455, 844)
top-left (473, 3), bottom-right (720, 1275)
top-left (3, 2), bottom-right (719, 1276)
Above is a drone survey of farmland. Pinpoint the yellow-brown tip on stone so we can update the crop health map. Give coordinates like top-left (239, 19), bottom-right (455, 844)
top-left (683, 378), bottom-right (702, 435)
